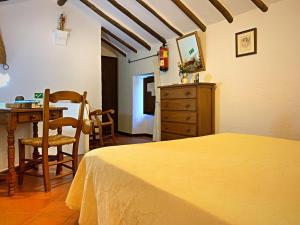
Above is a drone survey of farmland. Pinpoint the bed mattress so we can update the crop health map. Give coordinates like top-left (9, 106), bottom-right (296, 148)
top-left (66, 133), bottom-right (300, 225)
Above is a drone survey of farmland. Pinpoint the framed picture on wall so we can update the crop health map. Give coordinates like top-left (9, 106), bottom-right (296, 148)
top-left (235, 28), bottom-right (257, 57)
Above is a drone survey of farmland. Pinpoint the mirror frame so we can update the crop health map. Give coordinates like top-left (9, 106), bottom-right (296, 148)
top-left (176, 31), bottom-right (206, 72)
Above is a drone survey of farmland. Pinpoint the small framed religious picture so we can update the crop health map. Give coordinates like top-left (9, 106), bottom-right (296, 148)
top-left (235, 28), bottom-right (257, 57)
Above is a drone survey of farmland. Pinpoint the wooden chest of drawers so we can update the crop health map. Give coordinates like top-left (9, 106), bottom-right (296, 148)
top-left (159, 83), bottom-right (216, 141)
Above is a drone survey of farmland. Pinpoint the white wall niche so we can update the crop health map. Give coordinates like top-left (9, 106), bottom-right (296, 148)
top-left (132, 73), bottom-right (154, 135)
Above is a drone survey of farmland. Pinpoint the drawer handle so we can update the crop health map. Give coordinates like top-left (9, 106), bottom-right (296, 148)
top-left (185, 104), bottom-right (191, 108)
top-left (164, 127), bottom-right (169, 130)
top-left (164, 92), bottom-right (169, 96)
top-left (185, 91), bottom-right (191, 96)
top-left (185, 116), bottom-right (191, 121)
top-left (186, 129), bottom-right (191, 133)
top-left (30, 115), bottom-right (36, 119)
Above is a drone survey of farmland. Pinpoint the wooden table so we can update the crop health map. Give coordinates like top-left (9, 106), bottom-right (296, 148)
top-left (0, 106), bottom-right (66, 196)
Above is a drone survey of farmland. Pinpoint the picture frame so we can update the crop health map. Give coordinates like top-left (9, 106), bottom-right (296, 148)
top-left (235, 28), bottom-right (257, 57)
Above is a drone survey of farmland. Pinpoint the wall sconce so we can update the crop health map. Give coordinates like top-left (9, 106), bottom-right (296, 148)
top-left (54, 13), bottom-right (70, 46)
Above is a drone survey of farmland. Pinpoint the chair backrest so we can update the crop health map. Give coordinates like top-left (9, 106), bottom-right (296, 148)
top-left (42, 89), bottom-right (87, 149)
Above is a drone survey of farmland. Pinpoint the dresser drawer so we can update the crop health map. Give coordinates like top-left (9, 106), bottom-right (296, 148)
top-left (161, 99), bottom-right (196, 111)
top-left (161, 111), bottom-right (197, 124)
top-left (161, 122), bottom-right (197, 136)
top-left (161, 132), bottom-right (189, 141)
top-left (161, 86), bottom-right (196, 99)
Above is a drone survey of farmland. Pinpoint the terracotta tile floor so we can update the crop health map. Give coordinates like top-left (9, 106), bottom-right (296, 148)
top-left (0, 172), bottom-right (79, 225)
top-left (0, 134), bottom-right (152, 225)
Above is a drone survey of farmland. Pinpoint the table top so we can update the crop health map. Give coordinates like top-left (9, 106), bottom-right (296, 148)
top-left (0, 106), bottom-right (67, 113)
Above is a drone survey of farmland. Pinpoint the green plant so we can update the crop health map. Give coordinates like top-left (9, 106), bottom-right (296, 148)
top-left (177, 57), bottom-right (202, 77)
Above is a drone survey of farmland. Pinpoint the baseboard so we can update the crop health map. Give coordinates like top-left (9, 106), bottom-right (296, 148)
top-left (0, 153), bottom-right (86, 177)
top-left (0, 167), bottom-right (14, 174)
top-left (117, 131), bottom-right (153, 138)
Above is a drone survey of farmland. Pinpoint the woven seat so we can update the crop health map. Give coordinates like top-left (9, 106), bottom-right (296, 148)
top-left (20, 135), bottom-right (76, 147)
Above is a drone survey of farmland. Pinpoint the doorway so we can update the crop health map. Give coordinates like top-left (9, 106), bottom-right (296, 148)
top-left (132, 73), bottom-right (154, 135)
top-left (102, 56), bottom-right (118, 132)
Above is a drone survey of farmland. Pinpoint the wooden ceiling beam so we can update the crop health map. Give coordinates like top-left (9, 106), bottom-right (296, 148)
top-left (102, 27), bottom-right (137, 53)
top-left (170, 0), bottom-right (206, 32)
top-left (57, 0), bottom-right (68, 6)
top-left (107, 0), bottom-right (166, 44)
top-left (250, 0), bottom-right (268, 12)
top-left (136, 0), bottom-right (183, 37)
top-left (102, 38), bottom-right (126, 57)
top-left (80, 0), bottom-right (151, 50)
top-left (209, 0), bottom-right (233, 23)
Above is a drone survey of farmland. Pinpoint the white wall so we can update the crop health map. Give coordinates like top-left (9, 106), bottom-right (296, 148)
top-left (206, 0), bottom-right (300, 140)
top-left (119, 0), bottom-right (300, 140)
top-left (0, 0), bottom-right (102, 170)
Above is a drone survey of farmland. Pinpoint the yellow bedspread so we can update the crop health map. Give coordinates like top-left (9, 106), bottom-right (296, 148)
top-left (66, 133), bottom-right (300, 225)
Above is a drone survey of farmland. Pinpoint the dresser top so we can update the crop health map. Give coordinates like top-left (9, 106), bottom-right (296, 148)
top-left (158, 82), bottom-right (216, 89)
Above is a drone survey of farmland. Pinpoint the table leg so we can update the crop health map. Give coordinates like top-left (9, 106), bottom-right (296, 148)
top-left (7, 129), bottom-right (16, 196)
top-left (32, 122), bottom-right (39, 170)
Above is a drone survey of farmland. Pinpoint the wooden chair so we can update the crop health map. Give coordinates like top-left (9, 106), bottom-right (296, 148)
top-left (18, 89), bottom-right (87, 192)
top-left (90, 109), bottom-right (117, 147)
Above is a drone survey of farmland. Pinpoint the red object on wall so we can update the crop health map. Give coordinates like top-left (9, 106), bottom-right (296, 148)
top-left (159, 45), bottom-right (168, 72)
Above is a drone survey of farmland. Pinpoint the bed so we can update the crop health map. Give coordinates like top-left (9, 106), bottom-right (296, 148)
top-left (66, 133), bottom-right (300, 225)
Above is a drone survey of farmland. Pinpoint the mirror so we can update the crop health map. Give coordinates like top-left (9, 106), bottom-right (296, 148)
top-left (176, 31), bottom-right (205, 72)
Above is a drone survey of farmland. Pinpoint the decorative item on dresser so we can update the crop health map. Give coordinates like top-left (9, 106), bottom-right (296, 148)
top-left (159, 83), bottom-right (216, 141)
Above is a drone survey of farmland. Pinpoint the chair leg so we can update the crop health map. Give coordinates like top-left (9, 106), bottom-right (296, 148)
top-left (18, 140), bottom-right (25, 185)
top-left (42, 150), bottom-right (51, 192)
top-left (92, 129), bottom-right (97, 148)
top-left (56, 146), bottom-right (63, 175)
top-left (72, 144), bottom-right (79, 177)
top-left (93, 134), bottom-right (96, 146)
top-left (111, 125), bottom-right (117, 144)
top-left (99, 127), bottom-right (104, 147)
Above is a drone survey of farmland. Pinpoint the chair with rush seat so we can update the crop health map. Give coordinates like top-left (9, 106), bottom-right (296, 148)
top-left (89, 108), bottom-right (117, 148)
top-left (18, 89), bottom-right (87, 192)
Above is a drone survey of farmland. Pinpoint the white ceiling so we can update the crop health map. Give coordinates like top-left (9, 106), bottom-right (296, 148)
top-left (82, 0), bottom-right (283, 52)
top-left (0, 0), bottom-right (284, 52)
